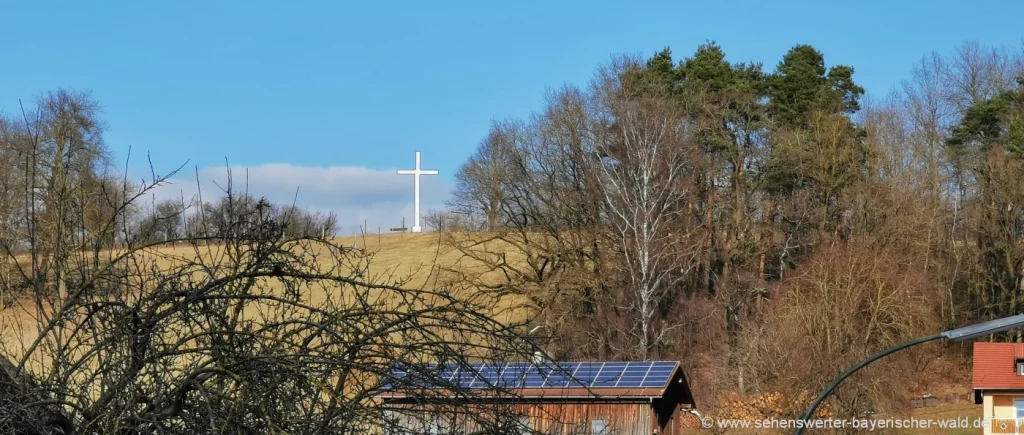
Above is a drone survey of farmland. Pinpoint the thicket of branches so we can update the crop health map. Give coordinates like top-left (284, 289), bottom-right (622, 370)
top-left (448, 40), bottom-right (1024, 417)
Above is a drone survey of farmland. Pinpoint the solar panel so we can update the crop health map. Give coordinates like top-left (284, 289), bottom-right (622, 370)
top-left (384, 361), bottom-right (678, 391)
top-left (468, 363), bottom-right (500, 388)
top-left (592, 362), bottom-right (626, 387)
top-left (498, 363), bottom-right (527, 388)
top-left (542, 362), bottom-right (580, 387)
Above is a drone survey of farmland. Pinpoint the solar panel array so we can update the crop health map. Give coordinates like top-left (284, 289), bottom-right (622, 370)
top-left (387, 361), bottom-right (677, 390)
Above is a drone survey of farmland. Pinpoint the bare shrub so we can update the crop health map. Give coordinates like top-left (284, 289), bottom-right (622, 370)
top-left (739, 242), bottom-right (941, 419)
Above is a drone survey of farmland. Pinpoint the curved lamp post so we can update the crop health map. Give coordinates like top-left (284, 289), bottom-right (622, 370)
top-left (794, 314), bottom-right (1024, 435)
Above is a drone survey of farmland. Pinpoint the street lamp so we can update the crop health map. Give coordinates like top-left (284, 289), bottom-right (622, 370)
top-left (794, 314), bottom-right (1024, 435)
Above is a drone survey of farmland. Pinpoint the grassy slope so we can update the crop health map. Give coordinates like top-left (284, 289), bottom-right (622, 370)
top-left (0, 233), bottom-right (528, 365)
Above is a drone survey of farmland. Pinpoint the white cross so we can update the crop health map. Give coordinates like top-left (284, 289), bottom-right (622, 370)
top-left (396, 151), bottom-right (438, 233)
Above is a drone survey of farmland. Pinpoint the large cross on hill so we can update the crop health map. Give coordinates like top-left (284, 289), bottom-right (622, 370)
top-left (396, 151), bottom-right (438, 233)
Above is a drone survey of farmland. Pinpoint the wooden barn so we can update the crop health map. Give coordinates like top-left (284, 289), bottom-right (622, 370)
top-left (378, 360), bottom-right (696, 434)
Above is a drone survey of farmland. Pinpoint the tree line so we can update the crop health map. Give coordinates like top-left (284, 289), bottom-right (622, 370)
top-left (447, 40), bottom-right (1024, 416)
top-left (0, 91), bottom-right (337, 258)
top-left (134, 195), bottom-right (338, 244)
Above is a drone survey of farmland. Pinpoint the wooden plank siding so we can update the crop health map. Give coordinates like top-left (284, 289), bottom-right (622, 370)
top-left (385, 402), bottom-right (654, 434)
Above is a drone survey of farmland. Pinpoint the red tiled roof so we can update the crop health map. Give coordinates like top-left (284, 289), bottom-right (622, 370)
top-left (973, 342), bottom-right (1024, 389)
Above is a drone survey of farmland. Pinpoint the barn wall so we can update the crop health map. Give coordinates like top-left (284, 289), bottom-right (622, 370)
top-left (651, 371), bottom-right (696, 435)
top-left (517, 402), bottom-right (650, 434)
top-left (385, 402), bottom-right (652, 434)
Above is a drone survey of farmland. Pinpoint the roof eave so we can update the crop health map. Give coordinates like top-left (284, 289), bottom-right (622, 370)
top-left (376, 387), bottom-right (669, 400)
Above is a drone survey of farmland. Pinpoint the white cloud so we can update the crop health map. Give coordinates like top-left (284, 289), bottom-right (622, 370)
top-left (144, 164), bottom-right (452, 236)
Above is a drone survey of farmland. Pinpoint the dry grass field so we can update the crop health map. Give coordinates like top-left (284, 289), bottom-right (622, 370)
top-left (0, 231), bottom-right (546, 432)
top-left (0, 232), bottom-right (533, 371)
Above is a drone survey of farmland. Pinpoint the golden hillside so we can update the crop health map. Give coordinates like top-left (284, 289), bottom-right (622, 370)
top-left (0, 232), bottom-right (530, 357)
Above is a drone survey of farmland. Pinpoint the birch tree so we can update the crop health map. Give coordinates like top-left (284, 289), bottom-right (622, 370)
top-left (595, 60), bottom-right (696, 358)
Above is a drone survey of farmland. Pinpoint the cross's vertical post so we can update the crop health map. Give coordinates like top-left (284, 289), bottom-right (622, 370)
top-left (413, 152), bottom-right (421, 232)
top-left (396, 151), bottom-right (439, 233)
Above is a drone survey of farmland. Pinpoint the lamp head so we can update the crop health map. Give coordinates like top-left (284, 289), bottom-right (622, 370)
top-left (940, 314), bottom-right (1024, 341)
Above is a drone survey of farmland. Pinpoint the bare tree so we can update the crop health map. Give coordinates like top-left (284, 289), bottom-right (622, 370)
top-left (593, 58), bottom-right (696, 358)
top-left (448, 127), bottom-right (513, 231)
top-left (133, 199), bottom-right (187, 243)
top-left (423, 208), bottom-right (478, 233)
top-left (272, 204), bottom-right (338, 239)
top-left (448, 86), bottom-right (611, 360)
top-left (941, 41), bottom-right (1019, 114)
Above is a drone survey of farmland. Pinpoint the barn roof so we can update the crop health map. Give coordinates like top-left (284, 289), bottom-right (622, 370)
top-left (379, 360), bottom-right (688, 400)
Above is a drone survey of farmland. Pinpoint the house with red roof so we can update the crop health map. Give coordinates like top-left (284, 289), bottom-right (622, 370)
top-left (974, 342), bottom-right (1024, 434)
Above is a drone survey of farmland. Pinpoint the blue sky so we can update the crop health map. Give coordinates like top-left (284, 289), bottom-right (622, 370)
top-left (1, 1), bottom-right (1022, 234)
